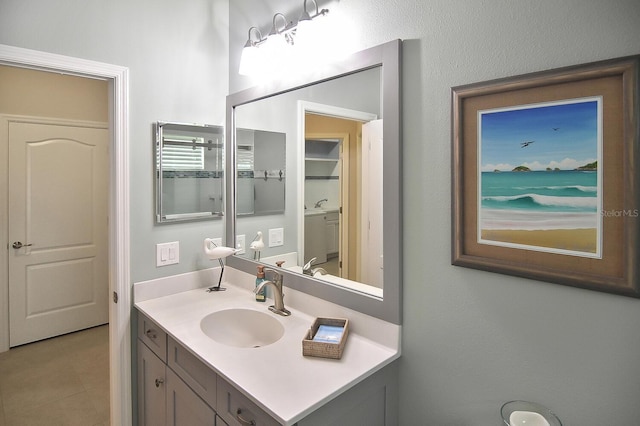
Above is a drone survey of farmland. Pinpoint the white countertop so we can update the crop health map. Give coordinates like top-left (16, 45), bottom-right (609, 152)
top-left (134, 268), bottom-right (400, 425)
top-left (304, 207), bottom-right (339, 216)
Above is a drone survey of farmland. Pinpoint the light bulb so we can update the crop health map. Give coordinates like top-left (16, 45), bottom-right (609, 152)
top-left (239, 44), bottom-right (260, 76)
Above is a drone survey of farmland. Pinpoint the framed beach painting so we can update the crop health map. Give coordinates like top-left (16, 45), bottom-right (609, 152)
top-left (451, 55), bottom-right (640, 297)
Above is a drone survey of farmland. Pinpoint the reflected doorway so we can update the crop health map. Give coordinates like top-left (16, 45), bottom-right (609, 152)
top-left (304, 114), bottom-right (357, 280)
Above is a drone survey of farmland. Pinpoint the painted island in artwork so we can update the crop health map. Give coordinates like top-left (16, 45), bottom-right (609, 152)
top-left (478, 97), bottom-right (602, 258)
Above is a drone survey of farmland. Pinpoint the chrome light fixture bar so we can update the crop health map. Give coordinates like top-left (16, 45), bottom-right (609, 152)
top-left (239, 0), bottom-right (330, 76)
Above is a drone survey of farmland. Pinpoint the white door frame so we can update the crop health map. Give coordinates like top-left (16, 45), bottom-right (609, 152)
top-left (0, 44), bottom-right (131, 425)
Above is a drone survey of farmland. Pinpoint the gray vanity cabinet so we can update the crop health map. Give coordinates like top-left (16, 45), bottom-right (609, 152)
top-left (137, 309), bottom-right (398, 425)
top-left (138, 340), bottom-right (216, 426)
top-left (137, 312), bottom-right (218, 426)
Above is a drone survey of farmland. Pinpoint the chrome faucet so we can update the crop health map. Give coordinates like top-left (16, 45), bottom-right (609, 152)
top-left (265, 267), bottom-right (282, 290)
top-left (254, 268), bottom-right (291, 316)
top-left (302, 257), bottom-right (317, 276)
top-left (302, 257), bottom-right (328, 277)
top-left (314, 198), bottom-right (328, 208)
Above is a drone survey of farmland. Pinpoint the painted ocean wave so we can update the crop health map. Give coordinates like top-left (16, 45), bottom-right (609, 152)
top-left (482, 193), bottom-right (597, 211)
top-left (512, 185), bottom-right (597, 193)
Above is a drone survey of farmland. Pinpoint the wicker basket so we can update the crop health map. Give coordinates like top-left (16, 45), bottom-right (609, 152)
top-left (302, 317), bottom-right (349, 359)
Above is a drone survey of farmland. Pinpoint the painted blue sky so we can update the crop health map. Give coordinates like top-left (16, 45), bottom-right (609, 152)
top-left (480, 98), bottom-right (599, 172)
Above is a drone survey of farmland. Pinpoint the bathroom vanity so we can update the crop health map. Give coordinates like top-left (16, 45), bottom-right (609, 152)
top-left (138, 39), bottom-right (403, 425)
top-left (134, 267), bottom-right (400, 426)
top-left (303, 208), bottom-right (339, 264)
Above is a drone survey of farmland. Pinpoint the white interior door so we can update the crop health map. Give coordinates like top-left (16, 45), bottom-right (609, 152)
top-left (360, 119), bottom-right (384, 288)
top-left (8, 120), bottom-right (109, 347)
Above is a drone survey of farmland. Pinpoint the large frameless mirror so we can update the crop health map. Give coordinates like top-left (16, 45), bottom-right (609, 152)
top-left (226, 40), bottom-right (402, 324)
top-left (155, 122), bottom-right (224, 223)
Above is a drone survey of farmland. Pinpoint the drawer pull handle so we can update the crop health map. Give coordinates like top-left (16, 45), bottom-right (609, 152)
top-left (155, 378), bottom-right (164, 388)
top-left (145, 329), bottom-right (157, 339)
top-left (236, 408), bottom-right (256, 425)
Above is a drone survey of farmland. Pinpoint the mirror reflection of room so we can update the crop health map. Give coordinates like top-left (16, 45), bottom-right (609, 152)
top-left (304, 113), bottom-right (357, 282)
top-left (236, 128), bottom-right (286, 216)
top-left (304, 112), bottom-right (384, 289)
top-left (155, 122), bottom-right (224, 223)
top-left (232, 66), bottom-right (384, 296)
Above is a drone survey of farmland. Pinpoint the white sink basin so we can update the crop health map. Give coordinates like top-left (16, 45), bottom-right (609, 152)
top-left (200, 308), bottom-right (284, 348)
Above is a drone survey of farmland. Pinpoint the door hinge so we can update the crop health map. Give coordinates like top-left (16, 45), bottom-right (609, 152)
top-left (113, 291), bottom-right (118, 303)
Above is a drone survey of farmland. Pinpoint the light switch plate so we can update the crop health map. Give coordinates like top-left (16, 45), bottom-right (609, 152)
top-left (236, 234), bottom-right (246, 255)
top-left (269, 228), bottom-right (284, 247)
top-left (156, 241), bottom-right (179, 266)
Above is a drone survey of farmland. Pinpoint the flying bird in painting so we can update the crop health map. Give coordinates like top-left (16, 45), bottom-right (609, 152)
top-left (520, 140), bottom-right (535, 148)
top-left (552, 127), bottom-right (560, 131)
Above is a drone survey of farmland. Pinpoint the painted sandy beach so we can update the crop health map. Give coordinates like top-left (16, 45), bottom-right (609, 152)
top-left (481, 228), bottom-right (597, 253)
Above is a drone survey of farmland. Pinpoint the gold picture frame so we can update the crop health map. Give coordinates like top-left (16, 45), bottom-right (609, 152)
top-left (452, 55), bottom-right (639, 297)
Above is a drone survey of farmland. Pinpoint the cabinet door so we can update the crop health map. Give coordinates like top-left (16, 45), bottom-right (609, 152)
top-left (166, 368), bottom-right (216, 426)
top-left (138, 341), bottom-right (167, 426)
top-left (304, 214), bottom-right (327, 263)
top-left (325, 220), bottom-right (339, 254)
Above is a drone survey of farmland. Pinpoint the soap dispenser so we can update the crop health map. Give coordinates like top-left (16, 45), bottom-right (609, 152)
top-left (255, 265), bottom-right (266, 302)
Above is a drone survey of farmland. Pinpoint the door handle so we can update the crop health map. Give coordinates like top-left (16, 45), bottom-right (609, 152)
top-left (12, 242), bottom-right (33, 249)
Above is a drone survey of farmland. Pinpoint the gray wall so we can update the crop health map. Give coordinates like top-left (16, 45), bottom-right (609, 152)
top-left (0, 0), bottom-right (230, 283)
top-left (228, 1), bottom-right (640, 425)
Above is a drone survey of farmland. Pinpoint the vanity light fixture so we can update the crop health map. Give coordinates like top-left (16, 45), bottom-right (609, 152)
top-left (203, 238), bottom-right (238, 292)
top-left (238, 0), bottom-right (330, 77)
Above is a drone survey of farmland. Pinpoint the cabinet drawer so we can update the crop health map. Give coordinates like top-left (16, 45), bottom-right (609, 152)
top-left (138, 312), bottom-right (167, 362)
top-left (168, 336), bottom-right (217, 409)
top-left (216, 376), bottom-right (281, 426)
top-left (325, 212), bottom-right (339, 222)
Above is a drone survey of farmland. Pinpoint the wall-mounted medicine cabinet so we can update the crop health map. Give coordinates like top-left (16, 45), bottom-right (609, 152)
top-left (155, 121), bottom-right (225, 224)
